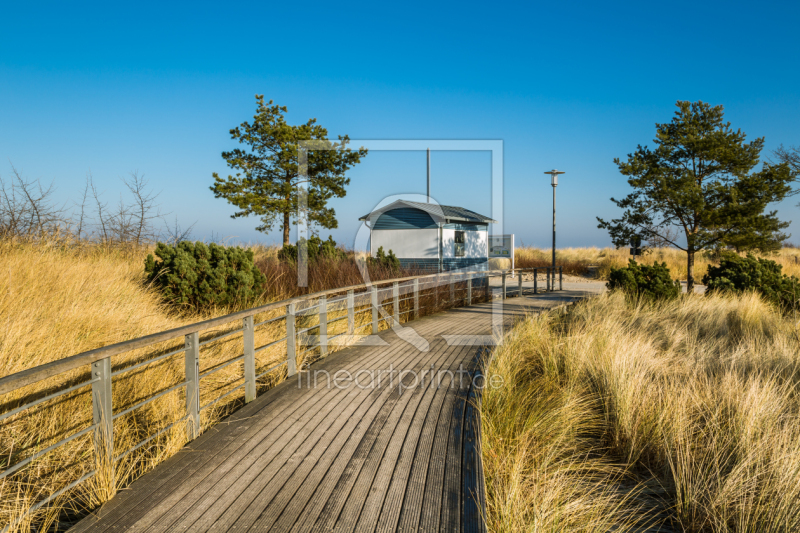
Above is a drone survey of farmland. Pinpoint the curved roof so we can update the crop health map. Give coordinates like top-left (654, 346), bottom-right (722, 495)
top-left (359, 200), bottom-right (496, 224)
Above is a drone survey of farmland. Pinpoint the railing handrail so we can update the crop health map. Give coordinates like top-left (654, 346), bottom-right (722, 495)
top-left (0, 267), bottom-right (534, 396)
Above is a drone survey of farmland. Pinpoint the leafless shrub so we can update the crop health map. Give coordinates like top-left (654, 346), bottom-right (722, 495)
top-left (0, 164), bottom-right (67, 238)
top-left (83, 171), bottom-right (186, 246)
top-left (2, 164), bottom-right (195, 248)
top-left (162, 215), bottom-right (195, 245)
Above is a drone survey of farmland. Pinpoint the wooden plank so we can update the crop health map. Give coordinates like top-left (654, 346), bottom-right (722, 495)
top-left (110, 336), bottom-right (424, 532)
top-left (389, 350), bottom-right (477, 531)
top-left (172, 335), bottom-right (430, 532)
top-left (462, 366), bottom-right (486, 533)
top-left (413, 346), bottom-right (470, 532)
top-left (74, 310), bottom-right (460, 531)
top-left (153, 381), bottom-right (364, 532)
top-left (374, 349), bottom-right (473, 533)
top-left (378, 321), bottom-right (480, 531)
top-left (303, 350), bottom-right (435, 531)
top-left (440, 355), bottom-right (476, 531)
top-left (245, 337), bottom-right (461, 532)
top-left (282, 321), bottom-right (481, 533)
top-left (355, 344), bottom-right (474, 533)
top-left (333, 339), bottom-right (463, 530)
top-left (91, 390), bottom-right (344, 532)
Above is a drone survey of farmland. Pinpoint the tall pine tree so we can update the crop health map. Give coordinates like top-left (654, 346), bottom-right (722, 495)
top-left (598, 101), bottom-right (795, 291)
top-left (211, 96), bottom-right (367, 244)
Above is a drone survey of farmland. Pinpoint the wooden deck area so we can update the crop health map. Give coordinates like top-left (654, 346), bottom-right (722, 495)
top-left (71, 289), bottom-right (594, 533)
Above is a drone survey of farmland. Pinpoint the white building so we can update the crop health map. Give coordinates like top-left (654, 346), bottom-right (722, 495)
top-left (359, 200), bottom-right (496, 272)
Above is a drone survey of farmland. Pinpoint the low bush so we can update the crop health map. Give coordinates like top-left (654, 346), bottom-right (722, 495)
top-left (607, 259), bottom-right (680, 300)
top-left (277, 235), bottom-right (346, 263)
top-left (367, 246), bottom-right (400, 271)
top-left (702, 253), bottom-right (800, 310)
top-left (144, 241), bottom-right (266, 309)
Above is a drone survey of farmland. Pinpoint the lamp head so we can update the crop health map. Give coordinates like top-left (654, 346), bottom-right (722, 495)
top-left (544, 169), bottom-right (565, 186)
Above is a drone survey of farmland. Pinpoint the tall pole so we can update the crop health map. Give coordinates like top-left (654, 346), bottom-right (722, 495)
top-left (427, 148), bottom-right (431, 203)
top-left (552, 183), bottom-right (556, 273)
top-left (544, 170), bottom-right (565, 281)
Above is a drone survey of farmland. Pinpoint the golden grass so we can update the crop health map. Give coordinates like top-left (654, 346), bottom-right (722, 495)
top-left (516, 246), bottom-right (800, 280)
top-left (0, 240), bottom-right (290, 530)
top-left (482, 291), bottom-right (800, 532)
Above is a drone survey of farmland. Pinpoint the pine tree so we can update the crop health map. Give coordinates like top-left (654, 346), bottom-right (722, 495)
top-left (211, 96), bottom-right (367, 244)
top-left (598, 101), bottom-right (796, 291)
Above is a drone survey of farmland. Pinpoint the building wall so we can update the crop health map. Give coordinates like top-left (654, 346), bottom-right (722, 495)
top-left (371, 228), bottom-right (439, 258)
top-left (441, 228), bottom-right (488, 259)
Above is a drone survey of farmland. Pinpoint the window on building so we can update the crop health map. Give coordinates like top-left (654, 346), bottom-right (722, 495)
top-left (454, 230), bottom-right (465, 257)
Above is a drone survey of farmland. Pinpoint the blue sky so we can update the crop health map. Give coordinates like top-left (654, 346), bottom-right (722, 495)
top-left (2, 0), bottom-right (799, 249)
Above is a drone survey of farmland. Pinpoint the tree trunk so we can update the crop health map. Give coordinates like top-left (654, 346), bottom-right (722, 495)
top-left (686, 250), bottom-right (695, 294)
top-left (282, 211), bottom-right (290, 245)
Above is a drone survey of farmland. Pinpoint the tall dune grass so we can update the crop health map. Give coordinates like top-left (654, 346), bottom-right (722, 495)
top-left (516, 246), bottom-right (800, 280)
top-left (482, 291), bottom-right (800, 532)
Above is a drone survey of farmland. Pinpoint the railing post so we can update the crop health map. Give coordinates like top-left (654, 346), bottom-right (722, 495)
top-left (243, 315), bottom-right (255, 403)
top-left (534, 268), bottom-right (538, 294)
top-left (559, 266), bottom-right (563, 291)
top-left (449, 275), bottom-right (455, 306)
top-left (371, 286), bottom-right (379, 334)
top-left (413, 278), bottom-right (419, 319)
top-left (319, 296), bottom-right (328, 357)
top-left (502, 272), bottom-right (507, 300)
top-left (546, 267), bottom-right (551, 292)
top-left (392, 282), bottom-right (399, 325)
top-left (184, 332), bottom-right (200, 440)
top-left (91, 356), bottom-right (113, 477)
top-left (467, 274), bottom-right (472, 305)
top-left (518, 270), bottom-right (523, 297)
top-left (286, 303), bottom-right (297, 377)
top-left (347, 290), bottom-right (354, 335)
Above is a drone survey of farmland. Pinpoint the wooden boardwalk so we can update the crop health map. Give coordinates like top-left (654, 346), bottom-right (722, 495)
top-left (70, 289), bottom-right (593, 533)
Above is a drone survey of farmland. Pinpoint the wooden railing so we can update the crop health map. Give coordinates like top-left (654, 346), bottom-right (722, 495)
top-left (0, 266), bottom-right (563, 531)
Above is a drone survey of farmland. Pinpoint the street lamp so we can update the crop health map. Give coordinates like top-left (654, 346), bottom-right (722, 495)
top-left (544, 169), bottom-right (565, 280)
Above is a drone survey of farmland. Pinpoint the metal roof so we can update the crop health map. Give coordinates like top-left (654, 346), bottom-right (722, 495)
top-left (359, 200), bottom-right (496, 224)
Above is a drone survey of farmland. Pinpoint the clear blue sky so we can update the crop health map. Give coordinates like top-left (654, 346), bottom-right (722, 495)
top-left (2, 0), bottom-right (799, 248)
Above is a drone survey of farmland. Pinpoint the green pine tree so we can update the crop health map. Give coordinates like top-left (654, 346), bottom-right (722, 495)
top-left (598, 101), bottom-right (796, 291)
top-left (211, 96), bottom-right (368, 244)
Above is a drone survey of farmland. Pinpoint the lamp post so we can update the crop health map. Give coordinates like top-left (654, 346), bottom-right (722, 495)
top-left (544, 169), bottom-right (565, 280)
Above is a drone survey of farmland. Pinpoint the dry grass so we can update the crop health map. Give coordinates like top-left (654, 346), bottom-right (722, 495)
top-left (0, 238), bottom-right (483, 531)
top-left (516, 246), bottom-right (800, 280)
top-left (482, 291), bottom-right (800, 532)
top-left (252, 246), bottom-right (421, 300)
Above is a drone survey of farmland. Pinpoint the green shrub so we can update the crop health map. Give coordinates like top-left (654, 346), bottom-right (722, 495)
top-left (368, 246), bottom-right (400, 270)
top-left (607, 259), bottom-right (681, 300)
top-left (144, 241), bottom-right (266, 309)
top-left (702, 254), bottom-right (800, 310)
top-left (277, 235), bottom-right (345, 263)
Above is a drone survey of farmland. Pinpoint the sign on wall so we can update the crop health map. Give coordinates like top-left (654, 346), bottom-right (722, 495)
top-left (489, 234), bottom-right (515, 270)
